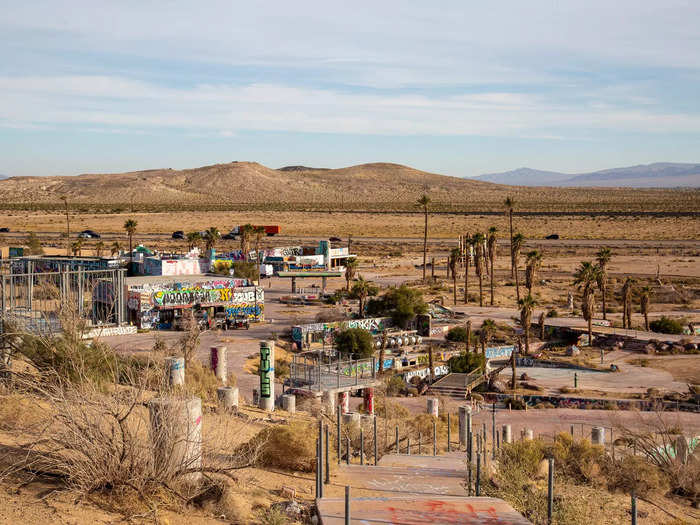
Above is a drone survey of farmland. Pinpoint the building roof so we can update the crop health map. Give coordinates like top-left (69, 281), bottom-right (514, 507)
top-left (125, 274), bottom-right (249, 286)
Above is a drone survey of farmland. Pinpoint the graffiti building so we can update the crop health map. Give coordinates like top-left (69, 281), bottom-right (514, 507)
top-left (126, 275), bottom-right (264, 330)
top-left (292, 317), bottom-right (394, 347)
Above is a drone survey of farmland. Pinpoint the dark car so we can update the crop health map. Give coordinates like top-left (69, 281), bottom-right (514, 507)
top-left (221, 232), bottom-right (236, 240)
top-left (0, 227), bottom-right (9, 233)
top-left (329, 236), bottom-right (342, 242)
top-left (172, 230), bottom-right (185, 239)
top-left (78, 229), bottom-right (100, 239)
top-left (545, 234), bottom-right (559, 240)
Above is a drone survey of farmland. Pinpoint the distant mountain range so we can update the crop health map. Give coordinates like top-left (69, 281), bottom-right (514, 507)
top-left (475, 163), bottom-right (700, 187)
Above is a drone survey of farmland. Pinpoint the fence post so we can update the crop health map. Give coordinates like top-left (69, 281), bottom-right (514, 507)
top-left (373, 416), bottom-right (378, 466)
top-left (547, 457), bottom-right (554, 525)
top-left (316, 437), bottom-right (320, 499)
top-left (325, 425), bottom-right (330, 485)
top-left (476, 452), bottom-right (481, 496)
top-left (346, 437), bottom-right (350, 465)
top-left (360, 428), bottom-right (364, 465)
top-left (433, 421), bottom-right (437, 456)
top-left (631, 491), bottom-right (637, 525)
top-left (447, 413), bottom-right (451, 452)
top-left (418, 432), bottom-right (422, 455)
top-left (345, 485), bottom-right (351, 525)
top-left (337, 410), bottom-right (341, 464)
top-left (492, 403), bottom-right (496, 460)
top-left (395, 425), bottom-right (399, 452)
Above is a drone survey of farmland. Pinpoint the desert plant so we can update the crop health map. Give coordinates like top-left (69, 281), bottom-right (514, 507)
top-left (204, 226), bottom-right (220, 252)
top-left (186, 231), bottom-right (202, 251)
top-left (349, 275), bottom-right (379, 316)
top-left (345, 257), bottom-right (358, 291)
top-left (621, 277), bottom-right (635, 329)
top-left (504, 196), bottom-right (515, 278)
top-left (519, 294), bottom-right (537, 355)
top-left (573, 261), bottom-right (600, 346)
top-left (335, 327), bottom-right (374, 359)
top-left (446, 325), bottom-right (468, 343)
top-left (417, 194), bottom-right (431, 282)
top-left (365, 284), bottom-right (427, 329)
top-left (595, 248), bottom-right (612, 320)
top-left (524, 250), bottom-right (543, 294)
top-left (123, 218), bottom-right (137, 276)
top-left (487, 226), bottom-right (497, 305)
top-left (511, 232), bottom-right (525, 303)
top-left (649, 316), bottom-right (685, 335)
top-left (447, 351), bottom-right (484, 373)
top-left (473, 232), bottom-right (486, 307)
top-left (640, 285), bottom-right (652, 331)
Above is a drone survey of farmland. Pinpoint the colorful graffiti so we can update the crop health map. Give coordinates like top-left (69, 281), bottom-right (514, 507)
top-left (292, 317), bottom-right (393, 344)
top-left (403, 365), bottom-right (450, 381)
top-left (485, 345), bottom-right (515, 360)
top-left (259, 342), bottom-right (273, 399)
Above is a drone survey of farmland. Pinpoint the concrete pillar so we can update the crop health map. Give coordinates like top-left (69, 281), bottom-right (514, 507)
top-left (342, 412), bottom-right (361, 426)
top-left (525, 428), bottom-right (534, 440)
top-left (217, 386), bottom-right (239, 410)
top-left (322, 276), bottom-right (328, 293)
top-left (502, 424), bottom-right (512, 444)
top-left (427, 398), bottom-right (439, 417)
top-left (165, 356), bottom-right (185, 386)
top-left (323, 391), bottom-right (336, 416)
top-left (149, 396), bottom-right (202, 482)
top-left (282, 394), bottom-right (296, 413)
top-left (210, 345), bottom-right (228, 384)
top-left (675, 436), bottom-right (689, 464)
top-left (363, 388), bottom-right (375, 415)
top-left (339, 391), bottom-right (350, 414)
top-left (459, 406), bottom-right (472, 446)
top-left (291, 277), bottom-right (297, 294)
top-left (591, 427), bottom-right (605, 445)
top-left (259, 340), bottom-right (275, 411)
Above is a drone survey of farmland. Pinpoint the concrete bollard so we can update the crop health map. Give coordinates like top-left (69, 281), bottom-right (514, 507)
top-left (342, 412), bottom-right (361, 426)
top-left (259, 340), bottom-right (275, 411)
top-left (427, 398), bottom-right (439, 417)
top-left (675, 435), bottom-right (689, 464)
top-left (591, 426), bottom-right (605, 445)
top-left (210, 345), bottom-right (228, 384)
top-left (525, 428), bottom-right (534, 440)
top-left (149, 396), bottom-right (202, 482)
top-left (282, 394), bottom-right (296, 413)
top-left (165, 356), bottom-right (185, 386)
top-left (322, 391), bottom-right (336, 416)
top-left (459, 406), bottom-right (472, 447)
top-left (363, 388), bottom-right (375, 415)
top-left (340, 391), bottom-right (350, 414)
top-left (502, 424), bottom-right (512, 444)
top-left (217, 386), bottom-right (239, 410)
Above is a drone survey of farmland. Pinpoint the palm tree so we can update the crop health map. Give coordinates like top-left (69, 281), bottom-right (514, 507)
top-left (465, 319), bottom-right (472, 354)
top-left (204, 226), bottom-right (220, 253)
top-left (350, 276), bottom-right (378, 317)
top-left (251, 225), bottom-right (265, 281)
top-left (518, 294), bottom-right (537, 355)
top-left (487, 227), bottom-right (497, 305)
top-left (417, 194), bottom-right (431, 282)
top-left (525, 250), bottom-right (543, 294)
top-left (596, 248), bottom-right (612, 320)
top-left (473, 232), bottom-right (486, 307)
top-left (538, 311), bottom-right (546, 340)
top-left (449, 247), bottom-right (460, 305)
top-left (640, 286), bottom-right (651, 331)
top-left (511, 337), bottom-right (521, 389)
top-left (123, 219), bottom-right (138, 276)
top-left (621, 277), bottom-right (635, 329)
top-left (60, 195), bottom-right (70, 255)
top-left (71, 239), bottom-right (83, 256)
top-left (186, 231), bottom-right (202, 251)
top-left (464, 234), bottom-right (472, 303)
top-left (504, 196), bottom-right (515, 277)
top-left (345, 258), bottom-right (358, 291)
top-left (511, 232), bottom-right (525, 303)
top-left (110, 241), bottom-right (121, 257)
top-left (479, 318), bottom-right (497, 354)
top-left (573, 261), bottom-right (600, 346)
top-left (95, 240), bottom-right (105, 258)
top-left (239, 223), bottom-right (254, 261)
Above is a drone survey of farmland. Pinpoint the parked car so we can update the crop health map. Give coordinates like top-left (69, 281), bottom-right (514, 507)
top-left (78, 230), bottom-right (100, 239)
top-left (545, 234), bottom-right (560, 240)
top-left (228, 316), bottom-right (250, 330)
top-left (329, 236), bottom-right (342, 242)
top-left (0, 227), bottom-right (9, 233)
top-left (221, 232), bottom-right (236, 240)
top-left (172, 230), bottom-right (184, 239)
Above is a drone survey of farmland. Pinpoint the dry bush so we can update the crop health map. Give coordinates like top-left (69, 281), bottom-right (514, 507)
top-left (252, 420), bottom-right (317, 472)
top-left (216, 482), bottom-right (253, 523)
top-left (604, 455), bottom-right (669, 497)
top-left (373, 395), bottom-right (409, 419)
top-left (551, 432), bottom-right (606, 484)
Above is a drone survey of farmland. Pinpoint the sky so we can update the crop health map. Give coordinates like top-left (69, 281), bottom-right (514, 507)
top-left (1, 1), bottom-right (700, 178)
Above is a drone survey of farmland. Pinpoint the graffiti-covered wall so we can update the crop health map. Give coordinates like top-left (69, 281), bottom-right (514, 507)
top-left (127, 277), bottom-right (263, 329)
top-left (291, 317), bottom-right (393, 345)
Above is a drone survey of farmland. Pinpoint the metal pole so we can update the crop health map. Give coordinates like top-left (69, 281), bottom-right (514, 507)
top-left (373, 416), bottom-right (378, 466)
top-left (468, 462), bottom-right (473, 496)
top-left (337, 410), bottom-right (341, 464)
top-left (346, 437), bottom-right (350, 465)
top-left (631, 491), bottom-right (637, 525)
top-left (547, 458), bottom-right (554, 525)
top-left (468, 431), bottom-right (473, 462)
top-left (395, 425), bottom-right (399, 452)
top-left (360, 428), bottom-right (364, 465)
top-left (433, 421), bottom-right (437, 456)
top-left (476, 452), bottom-right (481, 496)
top-left (407, 437), bottom-right (411, 455)
top-left (345, 485), bottom-right (351, 525)
top-left (492, 403), bottom-right (496, 460)
top-left (418, 432), bottom-right (422, 455)
top-left (447, 413), bottom-right (451, 452)
top-left (316, 437), bottom-right (320, 499)
top-left (570, 425), bottom-right (574, 437)
top-left (325, 425), bottom-right (330, 485)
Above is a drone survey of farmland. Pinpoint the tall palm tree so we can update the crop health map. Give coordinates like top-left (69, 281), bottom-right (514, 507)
top-left (573, 261), bottom-right (600, 346)
top-left (538, 311), bottom-right (546, 340)
top-left (525, 250), bottom-right (543, 294)
top-left (596, 248), bottom-right (612, 320)
top-left (465, 319), bottom-right (472, 354)
top-left (60, 195), bottom-right (70, 255)
top-left (186, 231), bottom-right (202, 251)
top-left (449, 247), bottom-right (460, 305)
top-left (640, 286), bottom-right (651, 331)
top-left (518, 294), bottom-right (537, 355)
top-left (350, 276), bottom-right (377, 317)
top-left (621, 277), bottom-right (635, 329)
top-left (479, 318), bottom-right (497, 354)
top-left (345, 258), bottom-right (358, 291)
top-left (487, 227), bottom-right (497, 305)
top-left (504, 196), bottom-right (515, 277)
top-left (511, 339), bottom-right (519, 390)
top-left (511, 232), bottom-right (525, 303)
top-left (473, 232), bottom-right (486, 307)
top-left (204, 226), bottom-right (220, 253)
top-left (239, 223), bottom-right (254, 261)
top-left (464, 234), bottom-right (472, 303)
top-left (123, 219), bottom-right (138, 276)
top-left (417, 194), bottom-right (431, 282)
top-left (110, 241), bottom-right (121, 257)
top-left (252, 225), bottom-right (266, 282)
top-left (95, 240), bottom-right (105, 258)
top-left (71, 239), bottom-right (83, 256)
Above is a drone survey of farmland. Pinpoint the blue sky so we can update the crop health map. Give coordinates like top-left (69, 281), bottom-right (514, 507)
top-left (1, 1), bottom-right (699, 178)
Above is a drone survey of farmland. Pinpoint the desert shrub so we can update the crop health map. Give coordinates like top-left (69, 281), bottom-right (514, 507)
top-left (365, 285), bottom-right (427, 328)
top-left (503, 397), bottom-right (526, 410)
top-left (551, 432), bottom-right (605, 484)
top-left (335, 327), bottom-right (375, 358)
top-left (604, 455), bottom-right (668, 497)
top-left (649, 316), bottom-right (685, 335)
top-left (185, 360), bottom-right (223, 402)
top-left (384, 374), bottom-right (406, 396)
top-left (257, 506), bottom-right (290, 525)
top-left (232, 261), bottom-right (258, 282)
top-left (254, 421), bottom-right (317, 472)
top-left (374, 396), bottom-right (409, 419)
top-left (546, 308), bottom-right (559, 318)
top-left (446, 326), bottom-right (468, 342)
top-left (447, 351), bottom-right (485, 373)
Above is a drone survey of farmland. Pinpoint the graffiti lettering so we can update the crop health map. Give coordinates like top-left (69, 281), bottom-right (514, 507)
top-left (260, 345), bottom-right (272, 398)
